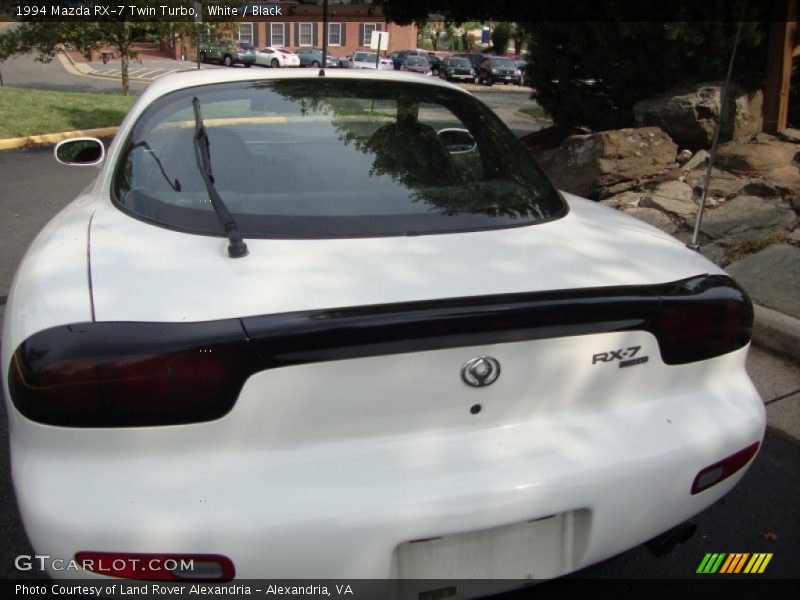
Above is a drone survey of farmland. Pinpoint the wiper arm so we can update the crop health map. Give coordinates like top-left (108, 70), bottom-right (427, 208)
top-left (191, 97), bottom-right (249, 258)
top-left (130, 140), bottom-right (181, 192)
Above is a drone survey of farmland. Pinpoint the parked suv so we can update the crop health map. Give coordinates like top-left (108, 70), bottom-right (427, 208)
top-left (199, 40), bottom-right (256, 67)
top-left (453, 52), bottom-right (487, 71)
top-left (476, 56), bottom-right (523, 86)
top-left (440, 56), bottom-right (476, 82)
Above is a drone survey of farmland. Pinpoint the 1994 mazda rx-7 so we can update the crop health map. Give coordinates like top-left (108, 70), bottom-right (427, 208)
top-left (2, 68), bottom-right (764, 585)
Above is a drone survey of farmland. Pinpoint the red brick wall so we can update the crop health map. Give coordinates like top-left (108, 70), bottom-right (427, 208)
top-left (241, 4), bottom-right (417, 57)
top-left (252, 20), bottom-right (418, 56)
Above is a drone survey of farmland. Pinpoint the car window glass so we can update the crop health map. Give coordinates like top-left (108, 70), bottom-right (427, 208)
top-left (114, 80), bottom-right (565, 238)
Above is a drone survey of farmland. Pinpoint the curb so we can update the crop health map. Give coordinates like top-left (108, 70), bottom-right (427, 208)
top-left (0, 127), bottom-right (118, 151)
top-left (752, 304), bottom-right (800, 362)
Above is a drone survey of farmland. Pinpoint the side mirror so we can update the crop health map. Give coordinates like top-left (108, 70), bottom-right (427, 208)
top-left (54, 137), bottom-right (105, 166)
top-left (438, 128), bottom-right (477, 154)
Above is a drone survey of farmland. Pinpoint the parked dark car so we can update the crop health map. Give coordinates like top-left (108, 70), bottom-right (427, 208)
top-left (514, 59), bottom-right (530, 86)
top-left (426, 54), bottom-right (443, 76)
top-left (453, 52), bottom-right (488, 71)
top-left (199, 40), bottom-right (256, 67)
top-left (389, 49), bottom-right (429, 70)
top-left (402, 56), bottom-right (431, 76)
top-left (295, 47), bottom-right (339, 68)
top-left (477, 56), bottom-right (523, 86)
top-left (439, 56), bottom-right (476, 83)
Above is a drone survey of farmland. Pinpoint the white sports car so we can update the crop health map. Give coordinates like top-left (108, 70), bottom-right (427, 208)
top-left (2, 69), bottom-right (764, 588)
top-left (254, 46), bottom-right (300, 68)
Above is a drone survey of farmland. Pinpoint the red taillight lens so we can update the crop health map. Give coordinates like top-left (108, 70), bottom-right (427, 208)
top-left (652, 277), bottom-right (753, 364)
top-left (75, 552), bottom-right (234, 581)
top-left (691, 442), bottom-right (760, 494)
top-left (8, 321), bottom-right (263, 427)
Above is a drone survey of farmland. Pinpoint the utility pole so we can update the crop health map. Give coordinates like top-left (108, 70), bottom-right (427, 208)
top-left (194, 1), bottom-right (202, 70)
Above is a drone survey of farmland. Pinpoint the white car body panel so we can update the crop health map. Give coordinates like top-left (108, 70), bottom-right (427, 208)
top-left (2, 188), bottom-right (96, 360)
top-left (12, 343), bottom-right (764, 579)
top-left (2, 68), bottom-right (765, 583)
top-left (87, 194), bottom-right (720, 323)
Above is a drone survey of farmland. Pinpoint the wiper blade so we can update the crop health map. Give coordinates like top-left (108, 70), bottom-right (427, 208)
top-left (191, 97), bottom-right (248, 258)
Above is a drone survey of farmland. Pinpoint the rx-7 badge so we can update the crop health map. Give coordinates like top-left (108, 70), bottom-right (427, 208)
top-left (592, 346), bottom-right (649, 368)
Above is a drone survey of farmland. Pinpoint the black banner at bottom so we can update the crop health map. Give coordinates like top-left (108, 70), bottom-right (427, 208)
top-left (4, 579), bottom-right (800, 600)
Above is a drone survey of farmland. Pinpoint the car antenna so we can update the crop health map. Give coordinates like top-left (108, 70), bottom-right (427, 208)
top-left (319, 0), bottom-right (328, 77)
top-left (687, 20), bottom-right (743, 251)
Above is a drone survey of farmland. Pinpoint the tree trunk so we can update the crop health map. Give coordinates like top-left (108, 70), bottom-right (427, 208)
top-left (119, 23), bottom-right (131, 96)
top-left (121, 50), bottom-right (129, 96)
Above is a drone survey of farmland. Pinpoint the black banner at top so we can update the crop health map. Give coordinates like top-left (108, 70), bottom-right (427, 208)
top-left (0, 0), bottom-right (776, 23)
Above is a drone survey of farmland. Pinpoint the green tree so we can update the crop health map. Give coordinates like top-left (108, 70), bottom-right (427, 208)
top-left (490, 22), bottom-right (512, 55)
top-left (0, 28), bottom-right (17, 86)
top-left (510, 23), bottom-right (525, 55)
top-left (520, 18), bottom-right (768, 130)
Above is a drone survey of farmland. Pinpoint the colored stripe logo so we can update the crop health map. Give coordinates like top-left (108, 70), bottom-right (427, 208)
top-left (697, 553), bottom-right (773, 574)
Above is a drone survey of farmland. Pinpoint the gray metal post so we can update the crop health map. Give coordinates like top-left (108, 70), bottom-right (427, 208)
top-left (321, 0), bottom-right (328, 75)
top-left (688, 21), bottom-right (744, 251)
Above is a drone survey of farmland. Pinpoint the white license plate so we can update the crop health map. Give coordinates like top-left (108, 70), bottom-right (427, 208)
top-left (392, 512), bottom-right (578, 581)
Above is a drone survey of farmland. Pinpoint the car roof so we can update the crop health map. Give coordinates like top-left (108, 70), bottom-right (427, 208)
top-left (139, 66), bottom-right (471, 105)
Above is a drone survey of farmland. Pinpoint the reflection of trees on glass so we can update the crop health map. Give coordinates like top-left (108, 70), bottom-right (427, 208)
top-left (256, 80), bottom-right (550, 221)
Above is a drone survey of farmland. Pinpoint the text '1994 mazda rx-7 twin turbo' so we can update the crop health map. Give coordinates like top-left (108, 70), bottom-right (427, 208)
top-left (2, 68), bottom-right (764, 591)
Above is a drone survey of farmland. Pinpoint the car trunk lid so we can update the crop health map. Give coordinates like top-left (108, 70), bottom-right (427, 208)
top-left (88, 193), bottom-right (720, 324)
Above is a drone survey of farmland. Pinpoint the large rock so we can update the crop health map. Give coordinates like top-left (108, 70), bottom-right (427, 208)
top-left (715, 140), bottom-right (800, 175)
top-left (640, 180), bottom-right (696, 218)
top-left (533, 127), bottom-right (677, 198)
top-left (684, 167), bottom-right (748, 198)
top-left (699, 196), bottom-right (796, 240)
top-left (633, 82), bottom-right (763, 150)
top-left (624, 207), bottom-right (679, 234)
top-left (726, 244), bottom-right (800, 320)
top-left (599, 191), bottom-right (643, 210)
top-left (716, 140), bottom-right (800, 196)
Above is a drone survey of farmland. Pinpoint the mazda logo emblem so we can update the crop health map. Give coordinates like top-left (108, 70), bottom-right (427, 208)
top-left (461, 356), bottom-right (501, 387)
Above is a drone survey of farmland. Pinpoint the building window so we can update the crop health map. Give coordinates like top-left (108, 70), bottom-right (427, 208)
top-left (235, 23), bottom-right (253, 45)
top-left (328, 23), bottom-right (342, 46)
top-left (361, 23), bottom-right (377, 47)
top-left (271, 23), bottom-right (285, 47)
top-left (298, 22), bottom-right (313, 46)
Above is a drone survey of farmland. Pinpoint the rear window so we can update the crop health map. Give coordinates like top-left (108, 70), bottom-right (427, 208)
top-left (113, 79), bottom-right (565, 239)
top-left (491, 58), bottom-right (515, 69)
top-left (406, 57), bottom-right (429, 67)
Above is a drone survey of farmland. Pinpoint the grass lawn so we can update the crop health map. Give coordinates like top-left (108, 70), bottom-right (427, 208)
top-left (518, 105), bottom-right (550, 120)
top-left (0, 86), bottom-right (135, 138)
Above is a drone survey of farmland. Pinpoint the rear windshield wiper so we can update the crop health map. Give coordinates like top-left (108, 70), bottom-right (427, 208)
top-left (191, 97), bottom-right (249, 258)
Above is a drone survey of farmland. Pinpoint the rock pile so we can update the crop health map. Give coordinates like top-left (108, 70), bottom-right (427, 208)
top-left (524, 128), bottom-right (799, 267)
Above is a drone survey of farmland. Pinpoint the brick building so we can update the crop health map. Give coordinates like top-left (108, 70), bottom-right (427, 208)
top-left (178, 1), bottom-right (418, 59)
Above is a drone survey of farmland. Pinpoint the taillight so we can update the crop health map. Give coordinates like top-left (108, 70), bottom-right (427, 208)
top-left (8, 321), bottom-right (263, 427)
top-left (75, 552), bottom-right (235, 581)
top-left (652, 276), bottom-right (753, 364)
top-left (691, 442), bottom-right (760, 494)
